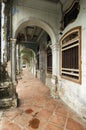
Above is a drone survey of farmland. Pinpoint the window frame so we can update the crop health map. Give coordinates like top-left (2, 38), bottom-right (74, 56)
top-left (60, 26), bottom-right (82, 84)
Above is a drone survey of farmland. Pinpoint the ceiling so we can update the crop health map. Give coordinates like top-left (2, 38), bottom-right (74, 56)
top-left (44, 0), bottom-right (59, 3)
top-left (17, 26), bottom-right (46, 43)
top-left (42, 0), bottom-right (67, 4)
top-left (25, 26), bottom-right (43, 42)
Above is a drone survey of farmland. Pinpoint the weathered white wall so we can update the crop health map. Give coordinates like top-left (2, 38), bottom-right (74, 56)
top-left (58, 0), bottom-right (86, 118)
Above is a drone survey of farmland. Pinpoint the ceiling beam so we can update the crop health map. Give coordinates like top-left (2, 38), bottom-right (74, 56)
top-left (36, 30), bottom-right (44, 42)
top-left (20, 41), bottom-right (37, 44)
top-left (31, 26), bottom-right (37, 40)
top-left (43, 0), bottom-right (59, 3)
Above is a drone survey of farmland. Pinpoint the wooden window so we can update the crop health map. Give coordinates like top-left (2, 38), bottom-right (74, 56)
top-left (47, 47), bottom-right (52, 73)
top-left (60, 26), bottom-right (81, 83)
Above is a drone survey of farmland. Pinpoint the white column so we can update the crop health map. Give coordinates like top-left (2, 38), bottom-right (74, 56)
top-left (51, 43), bottom-right (59, 76)
top-left (16, 44), bottom-right (19, 74)
top-left (10, 38), bottom-right (17, 84)
top-left (19, 44), bottom-right (22, 74)
top-left (50, 43), bottom-right (60, 98)
top-left (1, 1), bottom-right (5, 64)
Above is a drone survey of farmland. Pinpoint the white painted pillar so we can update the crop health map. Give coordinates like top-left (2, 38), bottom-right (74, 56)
top-left (1, 1), bottom-right (5, 64)
top-left (16, 44), bottom-right (19, 74)
top-left (18, 44), bottom-right (22, 74)
top-left (39, 49), bottom-right (47, 84)
top-left (10, 38), bottom-right (17, 85)
top-left (51, 43), bottom-right (59, 76)
top-left (50, 43), bottom-right (60, 98)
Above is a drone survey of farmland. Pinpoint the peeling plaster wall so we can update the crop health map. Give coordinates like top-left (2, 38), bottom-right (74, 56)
top-left (58, 0), bottom-right (86, 118)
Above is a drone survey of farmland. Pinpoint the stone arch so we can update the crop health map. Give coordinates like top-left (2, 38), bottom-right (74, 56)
top-left (14, 17), bottom-right (58, 82)
top-left (21, 47), bottom-right (36, 56)
top-left (21, 47), bottom-right (36, 75)
top-left (14, 17), bottom-right (57, 44)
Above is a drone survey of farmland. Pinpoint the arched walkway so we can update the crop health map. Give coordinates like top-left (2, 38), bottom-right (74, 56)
top-left (14, 17), bottom-right (58, 85)
top-left (0, 69), bottom-right (85, 130)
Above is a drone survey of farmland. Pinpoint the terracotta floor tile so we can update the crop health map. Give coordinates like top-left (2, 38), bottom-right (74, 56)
top-left (14, 113), bottom-right (32, 127)
top-left (3, 123), bottom-right (21, 130)
top-left (3, 128), bottom-right (9, 130)
top-left (2, 117), bottom-right (10, 127)
top-left (0, 120), bottom-right (3, 130)
top-left (22, 129), bottom-right (27, 130)
top-left (36, 109), bottom-right (52, 120)
top-left (26, 117), bottom-right (47, 130)
top-left (4, 109), bottom-right (22, 120)
top-left (24, 105), bottom-right (42, 117)
top-left (49, 113), bottom-right (66, 127)
top-left (55, 105), bottom-right (68, 117)
top-left (33, 96), bottom-right (48, 107)
top-left (44, 123), bottom-right (63, 130)
top-left (44, 99), bottom-right (57, 112)
top-left (66, 118), bottom-right (84, 130)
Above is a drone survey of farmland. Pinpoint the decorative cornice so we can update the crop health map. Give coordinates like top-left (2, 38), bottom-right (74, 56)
top-left (10, 38), bottom-right (17, 44)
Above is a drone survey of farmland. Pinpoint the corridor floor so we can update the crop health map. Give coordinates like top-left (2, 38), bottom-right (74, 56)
top-left (0, 69), bottom-right (86, 130)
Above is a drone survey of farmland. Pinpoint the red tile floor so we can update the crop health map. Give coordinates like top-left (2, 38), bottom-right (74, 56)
top-left (0, 69), bottom-right (86, 130)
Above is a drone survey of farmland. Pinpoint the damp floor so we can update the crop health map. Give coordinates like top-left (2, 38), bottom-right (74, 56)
top-left (0, 69), bottom-right (86, 130)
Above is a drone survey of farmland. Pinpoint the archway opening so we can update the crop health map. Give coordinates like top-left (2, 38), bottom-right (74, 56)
top-left (16, 24), bottom-right (53, 85)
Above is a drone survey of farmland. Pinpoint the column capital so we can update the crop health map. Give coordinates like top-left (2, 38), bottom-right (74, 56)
top-left (10, 38), bottom-right (17, 45)
top-left (10, 38), bottom-right (16, 42)
top-left (50, 43), bottom-right (60, 51)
